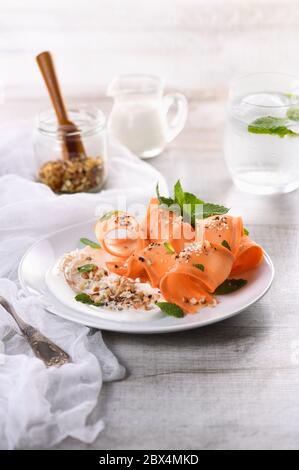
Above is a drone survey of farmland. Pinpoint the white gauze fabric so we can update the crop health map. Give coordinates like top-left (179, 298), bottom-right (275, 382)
top-left (0, 121), bottom-right (168, 449)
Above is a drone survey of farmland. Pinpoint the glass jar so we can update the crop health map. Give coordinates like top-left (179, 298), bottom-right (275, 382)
top-left (34, 105), bottom-right (108, 193)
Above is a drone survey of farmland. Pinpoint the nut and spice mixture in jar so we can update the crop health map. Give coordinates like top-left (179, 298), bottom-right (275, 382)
top-left (38, 155), bottom-right (105, 193)
top-left (34, 106), bottom-right (108, 193)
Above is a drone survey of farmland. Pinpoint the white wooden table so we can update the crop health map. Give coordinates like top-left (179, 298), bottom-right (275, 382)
top-left (3, 96), bottom-right (299, 450)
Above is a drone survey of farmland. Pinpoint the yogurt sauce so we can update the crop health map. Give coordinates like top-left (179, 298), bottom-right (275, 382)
top-left (45, 259), bottom-right (164, 323)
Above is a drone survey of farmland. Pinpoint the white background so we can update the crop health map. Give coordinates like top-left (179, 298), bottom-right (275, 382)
top-left (1, 0), bottom-right (299, 99)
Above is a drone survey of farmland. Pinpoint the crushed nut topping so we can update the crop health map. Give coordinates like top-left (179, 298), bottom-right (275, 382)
top-left (204, 215), bottom-right (229, 231)
top-left (59, 248), bottom-right (162, 311)
top-left (179, 240), bottom-right (213, 261)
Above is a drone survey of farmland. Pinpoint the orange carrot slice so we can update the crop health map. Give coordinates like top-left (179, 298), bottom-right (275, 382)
top-left (95, 211), bottom-right (139, 258)
top-left (231, 236), bottom-right (264, 275)
top-left (201, 215), bottom-right (243, 255)
top-left (95, 199), bottom-right (264, 316)
top-left (160, 241), bottom-right (235, 313)
top-left (106, 241), bottom-right (177, 288)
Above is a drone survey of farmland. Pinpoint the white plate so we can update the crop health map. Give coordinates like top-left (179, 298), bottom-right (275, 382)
top-left (18, 219), bottom-right (274, 334)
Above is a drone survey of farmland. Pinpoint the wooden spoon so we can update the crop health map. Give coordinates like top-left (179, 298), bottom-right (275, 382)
top-left (36, 51), bottom-right (86, 160)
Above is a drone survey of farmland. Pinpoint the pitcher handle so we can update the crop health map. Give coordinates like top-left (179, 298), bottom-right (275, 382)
top-left (163, 93), bottom-right (188, 143)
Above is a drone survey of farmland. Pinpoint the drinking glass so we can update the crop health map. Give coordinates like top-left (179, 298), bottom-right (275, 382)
top-left (224, 72), bottom-right (299, 194)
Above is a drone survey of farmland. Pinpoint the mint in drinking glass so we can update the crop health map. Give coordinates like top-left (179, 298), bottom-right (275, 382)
top-left (248, 116), bottom-right (297, 138)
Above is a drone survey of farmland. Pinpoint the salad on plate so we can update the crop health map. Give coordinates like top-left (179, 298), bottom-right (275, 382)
top-left (51, 181), bottom-right (264, 320)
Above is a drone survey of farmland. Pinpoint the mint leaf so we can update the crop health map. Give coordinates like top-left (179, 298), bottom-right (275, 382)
top-left (183, 192), bottom-right (203, 204)
top-left (75, 293), bottom-right (104, 306)
top-left (284, 92), bottom-right (298, 100)
top-left (221, 240), bottom-right (231, 251)
top-left (80, 238), bottom-right (101, 249)
top-left (174, 180), bottom-right (185, 207)
top-left (156, 183), bottom-right (175, 207)
top-left (244, 227), bottom-right (249, 236)
top-left (175, 186), bottom-right (228, 223)
top-left (156, 181), bottom-right (229, 227)
top-left (193, 263), bottom-right (205, 271)
top-left (100, 210), bottom-right (120, 222)
top-left (248, 116), bottom-right (297, 138)
top-left (156, 302), bottom-right (184, 318)
top-left (202, 203), bottom-right (229, 219)
top-left (182, 192), bottom-right (204, 225)
top-left (287, 107), bottom-right (299, 121)
top-left (163, 241), bottom-right (175, 254)
top-left (75, 293), bottom-right (94, 304)
top-left (179, 192), bottom-right (198, 225)
top-left (77, 264), bottom-right (97, 273)
top-left (215, 279), bottom-right (247, 295)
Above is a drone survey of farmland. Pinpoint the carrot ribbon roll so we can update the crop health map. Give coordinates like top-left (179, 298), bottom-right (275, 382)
top-left (202, 215), bottom-right (263, 274)
top-left (160, 241), bottom-right (235, 313)
top-left (202, 215), bottom-right (243, 255)
top-left (107, 242), bottom-right (176, 288)
top-left (231, 236), bottom-right (264, 275)
top-left (95, 211), bottom-right (139, 258)
top-left (96, 201), bottom-right (264, 314)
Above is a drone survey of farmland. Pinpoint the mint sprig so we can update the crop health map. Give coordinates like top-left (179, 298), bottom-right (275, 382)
top-left (80, 238), bottom-right (101, 249)
top-left (193, 263), bottom-right (205, 271)
top-left (287, 107), bottom-right (299, 121)
top-left (174, 179), bottom-right (186, 207)
top-left (156, 180), bottom-right (229, 226)
top-left (163, 241), bottom-right (175, 254)
top-left (77, 264), bottom-right (97, 273)
top-left (75, 293), bottom-right (104, 306)
top-left (202, 203), bottom-right (229, 219)
top-left (156, 302), bottom-right (184, 318)
top-left (156, 184), bottom-right (176, 208)
top-left (248, 116), bottom-right (297, 138)
top-left (221, 240), bottom-right (231, 251)
top-left (214, 279), bottom-right (247, 295)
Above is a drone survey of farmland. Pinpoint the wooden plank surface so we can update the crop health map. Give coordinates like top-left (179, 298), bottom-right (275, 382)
top-left (59, 227), bottom-right (298, 450)
top-left (1, 96), bottom-right (299, 449)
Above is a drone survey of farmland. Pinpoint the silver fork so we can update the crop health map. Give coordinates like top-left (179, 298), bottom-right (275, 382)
top-left (0, 295), bottom-right (71, 367)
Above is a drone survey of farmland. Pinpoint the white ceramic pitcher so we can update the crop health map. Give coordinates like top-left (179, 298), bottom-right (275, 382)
top-left (107, 74), bottom-right (188, 159)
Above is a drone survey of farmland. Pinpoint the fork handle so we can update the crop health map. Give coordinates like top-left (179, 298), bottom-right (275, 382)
top-left (0, 296), bottom-right (70, 367)
top-left (22, 324), bottom-right (71, 367)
